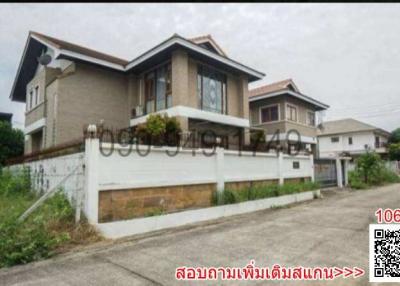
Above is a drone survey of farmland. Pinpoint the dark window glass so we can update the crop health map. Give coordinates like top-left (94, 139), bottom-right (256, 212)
top-left (261, 105), bottom-right (279, 123)
top-left (331, 137), bottom-right (339, 143)
top-left (293, 161), bottom-right (300, 169)
top-left (348, 137), bottom-right (353, 145)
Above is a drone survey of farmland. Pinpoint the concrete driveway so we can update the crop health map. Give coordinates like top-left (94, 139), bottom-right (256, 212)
top-left (1, 184), bottom-right (399, 286)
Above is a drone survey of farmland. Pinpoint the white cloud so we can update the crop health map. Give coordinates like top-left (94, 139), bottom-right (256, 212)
top-left (0, 3), bottom-right (399, 131)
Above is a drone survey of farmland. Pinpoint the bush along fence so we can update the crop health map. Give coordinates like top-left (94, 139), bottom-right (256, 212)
top-left (8, 126), bottom-right (317, 238)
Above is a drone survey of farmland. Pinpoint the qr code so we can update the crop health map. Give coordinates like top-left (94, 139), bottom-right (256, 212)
top-left (370, 224), bottom-right (400, 282)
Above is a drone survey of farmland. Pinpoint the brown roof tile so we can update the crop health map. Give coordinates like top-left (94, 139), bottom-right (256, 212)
top-left (188, 34), bottom-right (227, 57)
top-left (30, 31), bottom-right (129, 66)
top-left (249, 79), bottom-right (297, 97)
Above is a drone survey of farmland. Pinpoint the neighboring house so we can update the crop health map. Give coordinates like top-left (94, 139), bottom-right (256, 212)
top-left (10, 32), bottom-right (264, 154)
top-left (249, 79), bottom-right (329, 155)
top-left (0, 112), bottom-right (13, 124)
top-left (317, 118), bottom-right (390, 159)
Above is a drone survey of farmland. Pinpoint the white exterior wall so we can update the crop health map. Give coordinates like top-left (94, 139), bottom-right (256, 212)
top-left (318, 131), bottom-right (387, 158)
top-left (96, 143), bottom-right (314, 192)
top-left (7, 139), bottom-right (314, 227)
top-left (8, 152), bottom-right (85, 203)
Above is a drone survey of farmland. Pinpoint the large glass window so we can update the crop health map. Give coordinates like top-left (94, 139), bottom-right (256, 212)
top-left (145, 63), bottom-right (171, 114)
top-left (197, 65), bottom-right (227, 114)
top-left (260, 105), bottom-right (279, 123)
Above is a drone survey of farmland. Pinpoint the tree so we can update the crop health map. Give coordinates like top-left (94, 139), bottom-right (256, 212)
top-left (388, 143), bottom-right (400, 161)
top-left (355, 151), bottom-right (383, 184)
top-left (0, 121), bottom-right (24, 166)
top-left (389, 128), bottom-right (400, 143)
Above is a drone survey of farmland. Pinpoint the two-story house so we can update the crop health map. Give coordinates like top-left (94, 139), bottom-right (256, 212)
top-left (317, 118), bottom-right (390, 159)
top-left (249, 79), bottom-right (329, 155)
top-left (10, 32), bottom-right (264, 154)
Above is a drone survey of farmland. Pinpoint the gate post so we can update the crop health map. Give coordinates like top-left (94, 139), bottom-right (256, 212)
top-left (278, 151), bottom-right (284, 185)
top-left (309, 154), bottom-right (315, 182)
top-left (84, 125), bottom-right (100, 224)
top-left (336, 158), bottom-right (343, 188)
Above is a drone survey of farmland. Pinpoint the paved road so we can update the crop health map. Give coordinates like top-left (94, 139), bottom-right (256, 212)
top-left (1, 184), bottom-right (399, 286)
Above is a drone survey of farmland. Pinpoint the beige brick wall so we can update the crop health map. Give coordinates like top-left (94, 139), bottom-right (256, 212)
top-left (25, 103), bottom-right (45, 126)
top-left (44, 80), bottom-right (58, 148)
top-left (172, 49), bottom-right (189, 107)
top-left (56, 63), bottom-right (129, 144)
top-left (99, 183), bottom-right (216, 222)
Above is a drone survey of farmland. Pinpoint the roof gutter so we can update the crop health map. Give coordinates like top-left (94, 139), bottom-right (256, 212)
top-left (249, 89), bottom-right (330, 110)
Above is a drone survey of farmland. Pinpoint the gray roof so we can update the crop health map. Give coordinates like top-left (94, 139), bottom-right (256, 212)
top-left (318, 118), bottom-right (390, 136)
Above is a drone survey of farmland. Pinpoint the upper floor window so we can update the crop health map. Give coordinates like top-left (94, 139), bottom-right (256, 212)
top-left (331, 137), bottom-right (339, 143)
top-left (34, 86), bottom-right (39, 105)
top-left (307, 111), bottom-right (315, 126)
top-left (197, 65), bottom-right (227, 114)
top-left (144, 63), bottom-right (172, 114)
top-left (260, 105), bottom-right (279, 123)
top-left (348, 137), bottom-right (353, 145)
top-left (286, 104), bottom-right (297, 122)
top-left (27, 85), bottom-right (39, 112)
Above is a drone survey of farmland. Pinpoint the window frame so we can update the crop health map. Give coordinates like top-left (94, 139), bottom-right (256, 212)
top-left (259, 104), bottom-right (280, 123)
top-left (144, 62), bottom-right (172, 114)
top-left (331, 137), bottom-right (339, 143)
top-left (197, 65), bottom-right (227, 115)
top-left (286, 103), bottom-right (298, 122)
top-left (306, 110), bottom-right (315, 126)
top-left (34, 86), bottom-right (39, 106)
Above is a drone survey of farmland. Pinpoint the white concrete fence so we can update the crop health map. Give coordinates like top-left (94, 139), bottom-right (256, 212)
top-left (85, 137), bottom-right (314, 224)
top-left (9, 137), bottom-right (315, 228)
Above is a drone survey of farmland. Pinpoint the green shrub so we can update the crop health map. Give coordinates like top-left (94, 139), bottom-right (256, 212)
top-left (0, 121), bottom-right (24, 167)
top-left (0, 168), bottom-right (31, 197)
top-left (348, 170), bottom-right (368, 189)
top-left (0, 171), bottom-right (77, 268)
top-left (250, 129), bottom-right (266, 144)
top-left (388, 143), bottom-right (400, 161)
top-left (355, 152), bottom-right (383, 184)
top-left (214, 181), bottom-right (320, 206)
top-left (135, 114), bottom-right (181, 145)
top-left (146, 114), bottom-right (166, 137)
top-left (379, 168), bottom-right (400, 184)
top-left (0, 192), bottom-right (73, 268)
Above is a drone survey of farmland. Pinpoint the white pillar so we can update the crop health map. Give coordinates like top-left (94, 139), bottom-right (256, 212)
top-left (309, 154), bottom-right (315, 182)
top-left (216, 146), bottom-right (225, 193)
top-left (344, 159), bottom-right (349, 186)
top-left (336, 158), bottom-right (343, 188)
top-left (85, 137), bottom-right (99, 224)
top-left (278, 151), bottom-right (284, 186)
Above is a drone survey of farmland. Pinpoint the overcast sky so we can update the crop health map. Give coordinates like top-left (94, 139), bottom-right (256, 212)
top-left (1, 3), bottom-right (399, 132)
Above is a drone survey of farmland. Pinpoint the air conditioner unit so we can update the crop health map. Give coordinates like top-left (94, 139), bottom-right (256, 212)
top-left (131, 106), bottom-right (144, 118)
top-left (136, 106), bottom-right (144, 116)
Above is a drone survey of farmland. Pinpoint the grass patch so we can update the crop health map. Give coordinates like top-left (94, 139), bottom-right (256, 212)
top-left (0, 169), bottom-right (101, 268)
top-left (213, 181), bottom-right (320, 206)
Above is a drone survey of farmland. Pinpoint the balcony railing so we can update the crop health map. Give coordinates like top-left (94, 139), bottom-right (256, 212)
top-left (375, 142), bottom-right (388, 149)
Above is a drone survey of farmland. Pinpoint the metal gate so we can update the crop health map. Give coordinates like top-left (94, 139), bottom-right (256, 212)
top-left (314, 159), bottom-right (337, 188)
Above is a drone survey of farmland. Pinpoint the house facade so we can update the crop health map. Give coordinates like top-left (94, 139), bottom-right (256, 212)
top-left (317, 118), bottom-right (390, 159)
top-left (249, 79), bottom-right (329, 155)
top-left (11, 32), bottom-right (264, 154)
